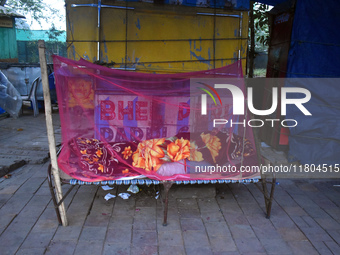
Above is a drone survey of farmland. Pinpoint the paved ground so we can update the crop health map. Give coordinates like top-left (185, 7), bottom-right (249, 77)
top-left (0, 108), bottom-right (61, 177)
top-left (0, 109), bottom-right (340, 255)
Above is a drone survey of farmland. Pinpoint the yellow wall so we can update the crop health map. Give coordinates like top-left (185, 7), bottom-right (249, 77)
top-left (66, 0), bottom-right (248, 73)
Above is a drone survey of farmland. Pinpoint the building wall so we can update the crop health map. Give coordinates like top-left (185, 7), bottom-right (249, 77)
top-left (16, 29), bottom-right (66, 42)
top-left (16, 29), bottom-right (67, 63)
top-left (0, 17), bottom-right (18, 62)
top-left (66, 0), bottom-right (249, 73)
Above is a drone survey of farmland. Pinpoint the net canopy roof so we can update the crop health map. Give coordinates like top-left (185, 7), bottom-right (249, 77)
top-left (53, 56), bottom-right (260, 181)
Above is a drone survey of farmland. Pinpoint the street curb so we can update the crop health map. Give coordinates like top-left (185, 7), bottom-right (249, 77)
top-left (0, 160), bottom-right (27, 178)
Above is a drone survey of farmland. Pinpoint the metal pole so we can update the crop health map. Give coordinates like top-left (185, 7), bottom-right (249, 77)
top-left (162, 182), bottom-right (173, 226)
top-left (38, 40), bottom-right (68, 226)
top-left (239, 12), bottom-right (243, 63)
top-left (97, 0), bottom-right (101, 61)
top-left (248, 2), bottom-right (255, 78)
top-left (71, 0), bottom-right (134, 62)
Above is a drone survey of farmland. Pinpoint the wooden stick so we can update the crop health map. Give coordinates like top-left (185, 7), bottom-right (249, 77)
top-left (38, 40), bottom-right (68, 226)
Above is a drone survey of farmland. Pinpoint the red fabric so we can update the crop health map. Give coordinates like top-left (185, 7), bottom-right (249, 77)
top-left (53, 56), bottom-right (260, 181)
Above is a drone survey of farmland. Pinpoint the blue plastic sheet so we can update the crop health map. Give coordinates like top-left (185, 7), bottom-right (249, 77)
top-left (256, 0), bottom-right (286, 5)
top-left (285, 0), bottom-right (340, 164)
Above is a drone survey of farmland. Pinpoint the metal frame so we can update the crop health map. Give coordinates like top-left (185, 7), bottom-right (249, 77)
top-left (256, 174), bottom-right (276, 219)
top-left (47, 164), bottom-right (276, 226)
top-left (71, 0), bottom-right (134, 61)
top-left (66, 2), bottom-right (247, 70)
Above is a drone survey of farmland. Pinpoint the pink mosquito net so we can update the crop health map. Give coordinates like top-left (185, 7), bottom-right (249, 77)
top-left (53, 55), bottom-right (260, 181)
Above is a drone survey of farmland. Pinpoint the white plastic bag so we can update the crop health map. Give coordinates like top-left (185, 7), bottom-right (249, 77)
top-left (0, 71), bottom-right (22, 118)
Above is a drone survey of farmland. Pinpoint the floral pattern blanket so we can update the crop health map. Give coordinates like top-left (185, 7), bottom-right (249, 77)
top-left (66, 131), bottom-right (255, 180)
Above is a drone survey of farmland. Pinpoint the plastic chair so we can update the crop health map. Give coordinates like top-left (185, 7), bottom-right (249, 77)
top-left (21, 77), bottom-right (40, 117)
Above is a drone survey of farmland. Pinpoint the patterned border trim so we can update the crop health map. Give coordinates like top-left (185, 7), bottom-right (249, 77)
top-left (69, 178), bottom-right (260, 185)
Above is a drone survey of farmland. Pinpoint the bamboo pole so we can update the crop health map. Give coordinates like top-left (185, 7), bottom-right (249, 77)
top-left (38, 40), bottom-right (68, 226)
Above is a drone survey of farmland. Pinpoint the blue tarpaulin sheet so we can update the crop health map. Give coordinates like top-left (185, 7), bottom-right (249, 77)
top-left (256, 0), bottom-right (286, 5)
top-left (285, 0), bottom-right (340, 165)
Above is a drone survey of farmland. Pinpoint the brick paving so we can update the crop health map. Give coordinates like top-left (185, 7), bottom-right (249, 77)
top-left (0, 162), bottom-right (339, 255)
top-left (0, 112), bottom-right (340, 255)
top-left (0, 113), bottom-right (61, 177)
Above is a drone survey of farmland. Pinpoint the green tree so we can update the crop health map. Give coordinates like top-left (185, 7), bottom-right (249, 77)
top-left (0, 0), bottom-right (60, 28)
top-left (46, 24), bottom-right (64, 42)
top-left (248, 2), bottom-right (270, 77)
top-left (253, 3), bottom-right (270, 51)
top-left (45, 24), bottom-right (67, 61)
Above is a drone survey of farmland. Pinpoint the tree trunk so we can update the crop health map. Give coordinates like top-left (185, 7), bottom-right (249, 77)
top-left (248, 2), bottom-right (255, 78)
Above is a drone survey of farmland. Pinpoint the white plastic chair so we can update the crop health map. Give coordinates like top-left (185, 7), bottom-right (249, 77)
top-left (21, 77), bottom-right (40, 117)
